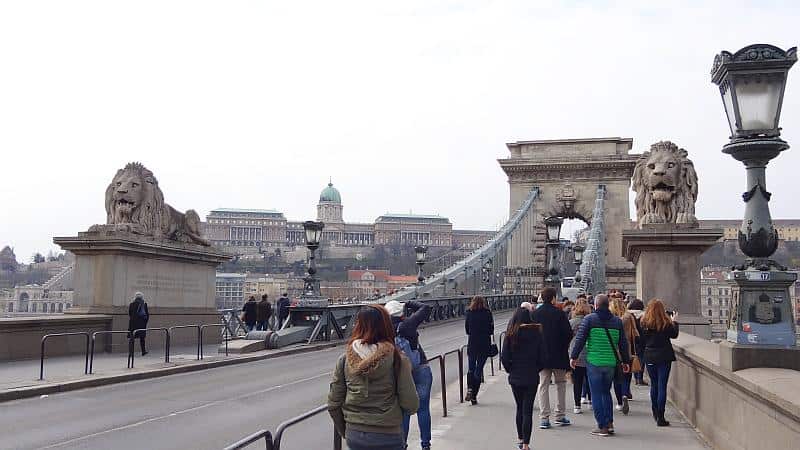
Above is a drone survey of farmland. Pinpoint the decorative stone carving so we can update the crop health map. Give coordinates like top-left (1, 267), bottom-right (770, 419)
top-left (632, 141), bottom-right (698, 228)
top-left (89, 162), bottom-right (210, 246)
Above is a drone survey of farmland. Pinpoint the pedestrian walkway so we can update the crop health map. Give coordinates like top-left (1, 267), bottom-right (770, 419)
top-left (413, 373), bottom-right (709, 450)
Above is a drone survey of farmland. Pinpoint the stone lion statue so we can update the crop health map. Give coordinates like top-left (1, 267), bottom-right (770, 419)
top-left (632, 141), bottom-right (698, 228)
top-left (91, 162), bottom-right (210, 246)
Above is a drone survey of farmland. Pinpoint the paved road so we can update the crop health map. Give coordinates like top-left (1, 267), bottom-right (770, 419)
top-left (0, 311), bottom-right (512, 450)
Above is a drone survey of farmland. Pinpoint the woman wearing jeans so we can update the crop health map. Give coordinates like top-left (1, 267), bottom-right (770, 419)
top-left (569, 300), bottom-right (592, 414)
top-left (501, 307), bottom-right (545, 450)
top-left (464, 296), bottom-right (494, 405)
top-left (640, 299), bottom-right (680, 427)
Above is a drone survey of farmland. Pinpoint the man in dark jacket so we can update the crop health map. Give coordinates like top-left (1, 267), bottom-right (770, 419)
top-left (128, 292), bottom-right (150, 356)
top-left (241, 296), bottom-right (258, 332)
top-left (256, 294), bottom-right (272, 331)
top-left (385, 300), bottom-right (432, 450)
top-left (531, 287), bottom-right (574, 429)
top-left (276, 293), bottom-right (291, 329)
top-left (570, 294), bottom-right (631, 437)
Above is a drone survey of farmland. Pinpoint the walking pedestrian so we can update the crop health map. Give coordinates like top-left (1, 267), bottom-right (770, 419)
top-left (256, 294), bottom-right (272, 331)
top-left (531, 287), bottom-right (573, 429)
top-left (385, 300), bottom-right (433, 450)
top-left (610, 296), bottom-right (638, 413)
top-left (464, 296), bottom-right (494, 405)
top-left (127, 292), bottom-right (149, 356)
top-left (501, 308), bottom-right (545, 450)
top-left (327, 305), bottom-right (419, 450)
top-left (627, 298), bottom-right (647, 386)
top-left (241, 296), bottom-right (258, 332)
top-left (570, 294), bottom-right (631, 437)
top-left (569, 300), bottom-right (592, 414)
top-left (640, 299), bottom-right (680, 427)
top-left (276, 292), bottom-right (291, 329)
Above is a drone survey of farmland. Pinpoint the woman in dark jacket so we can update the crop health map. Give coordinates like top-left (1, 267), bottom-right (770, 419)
top-left (128, 292), bottom-right (149, 356)
top-left (640, 299), bottom-right (680, 427)
top-left (464, 296), bottom-right (494, 404)
top-left (501, 307), bottom-right (545, 450)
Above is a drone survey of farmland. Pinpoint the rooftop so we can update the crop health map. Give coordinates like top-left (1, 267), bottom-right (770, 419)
top-left (209, 208), bottom-right (284, 215)
top-left (376, 213), bottom-right (451, 223)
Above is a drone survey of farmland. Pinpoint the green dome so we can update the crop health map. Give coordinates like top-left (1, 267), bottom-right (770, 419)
top-left (319, 182), bottom-right (341, 203)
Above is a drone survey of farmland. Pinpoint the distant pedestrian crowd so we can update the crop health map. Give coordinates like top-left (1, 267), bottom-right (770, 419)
top-left (321, 287), bottom-right (679, 449)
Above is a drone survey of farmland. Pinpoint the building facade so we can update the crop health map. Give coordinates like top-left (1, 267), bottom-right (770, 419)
top-left (202, 181), bottom-right (494, 258)
top-left (699, 219), bottom-right (800, 241)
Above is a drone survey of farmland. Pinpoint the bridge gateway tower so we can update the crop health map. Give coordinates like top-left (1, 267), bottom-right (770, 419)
top-left (498, 137), bottom-right (638, 295)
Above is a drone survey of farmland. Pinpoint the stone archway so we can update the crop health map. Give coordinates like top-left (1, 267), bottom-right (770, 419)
top-left (499, 137), bottom-right (639, 294)
top-left (18, 292), bottom-right (29, 312)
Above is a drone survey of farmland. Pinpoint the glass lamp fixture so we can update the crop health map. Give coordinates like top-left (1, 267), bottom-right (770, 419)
top-left (712, 44), bottom-right (796, 139)
top-left (544, 216), bottom-right (564, 243)
top-left (303, 221), bottom-right (324, 249)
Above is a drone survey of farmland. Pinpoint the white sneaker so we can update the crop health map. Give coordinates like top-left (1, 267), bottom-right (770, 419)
top-left (574, 407), bottom-right (582, 414)
top-left (581, 397), bottom-right (590, 405)
top-left (615, 404), bottom-right (624, 411)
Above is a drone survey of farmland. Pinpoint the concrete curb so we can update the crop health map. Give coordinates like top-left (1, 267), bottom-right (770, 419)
top-left (0, 341), bottom-right (342, 403)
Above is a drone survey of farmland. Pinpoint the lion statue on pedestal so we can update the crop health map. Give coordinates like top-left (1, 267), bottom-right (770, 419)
top-left (90, 162), bottom-right (210, 246)
top-left (632, 141), bottom-right (698, 228)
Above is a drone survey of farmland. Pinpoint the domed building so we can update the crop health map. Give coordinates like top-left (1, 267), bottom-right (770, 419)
top-left (317, 181), bottom-right (343, 224)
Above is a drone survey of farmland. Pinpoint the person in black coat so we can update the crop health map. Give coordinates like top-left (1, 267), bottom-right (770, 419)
top-left (276, 293), bottom-right (291, 329)
top-left (501, 307), bottom-right (545, 450)
top-left (256, 294), bottom-right (272, 331)
top-left (464, 296), bottom-right (494, 404)
top-left (241, 296), bottom-right (258, 331)
top-left (530, 287), bottom-right (574, 428)
top-left (640, 299), bottom-right (680, 427)
top-left (128, 292), bottom-right (150, 356)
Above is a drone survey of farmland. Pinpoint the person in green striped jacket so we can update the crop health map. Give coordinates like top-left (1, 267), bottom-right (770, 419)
top-left (569, 294), bottom-right (631, 437)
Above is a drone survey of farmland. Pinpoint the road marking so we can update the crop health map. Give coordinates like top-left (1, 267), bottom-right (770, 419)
top-left (39, 370), bottom-right (333, 449)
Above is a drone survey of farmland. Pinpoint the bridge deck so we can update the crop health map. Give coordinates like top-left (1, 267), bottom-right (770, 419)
top-left (410, 371), bottom-right (709, 450)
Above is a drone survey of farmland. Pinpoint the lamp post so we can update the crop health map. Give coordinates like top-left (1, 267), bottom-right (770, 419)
top-left (572, 244), bottom-right (585, 284)
top-left (711, 44), bottom-right (798, 347)
top-left (544, 216), bottom-right (564, 288)
top-left (514, 267), bottom-right (522, 294)
top-left (482, 257), bottom-right (493, 293)
top-left (301, 220), bottom-right (324, 298)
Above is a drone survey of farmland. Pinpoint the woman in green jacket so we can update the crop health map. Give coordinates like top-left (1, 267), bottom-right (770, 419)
top-left (328, 305), bottom-right (419, 450)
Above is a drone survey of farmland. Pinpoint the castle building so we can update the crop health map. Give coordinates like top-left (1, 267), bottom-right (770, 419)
top-left (203, 181), bottom-right (494, 256)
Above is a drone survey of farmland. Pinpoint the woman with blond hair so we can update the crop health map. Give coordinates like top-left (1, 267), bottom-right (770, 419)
top-left (640, 299), bottom-right (679, 427)
top-left (328, 305), bottom-right (419, 449)
top-left (609, 296), bottom-right (638, 414)
top-left (464, 296), bottom-right (494, 404)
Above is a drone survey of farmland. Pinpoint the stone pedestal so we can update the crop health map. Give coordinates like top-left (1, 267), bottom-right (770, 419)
top-left (54, 231), bottom-right (231, 348)
top-left (622, 224), bottom-right (723, 339)
top-left (719, 340), bottom-right (800, 371)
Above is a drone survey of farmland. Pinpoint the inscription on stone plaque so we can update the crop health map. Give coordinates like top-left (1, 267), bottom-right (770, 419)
top-left (132, 274), bottom-right (203, 295)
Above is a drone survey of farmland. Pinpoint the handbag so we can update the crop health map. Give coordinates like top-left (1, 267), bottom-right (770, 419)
top-left (488, 343), bottom-right (499, 358)
top-left (630, 336), bottom-right (642, 373)
top-left (603, 327), bottom-right (625, 382)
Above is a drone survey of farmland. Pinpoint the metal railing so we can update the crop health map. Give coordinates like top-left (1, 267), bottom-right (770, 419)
top-left (40, 332), bottom-right (90, 380)
top-left (200, 324), bottom-right (229, 359)
top-left (168, 325), bottom-right (202, 360)
top-left (223, 405), bottom-right (342, 450)
top-left (128, 327), bottom-right (169, 368)
top-left (89, 330), bottom-right (134, 373)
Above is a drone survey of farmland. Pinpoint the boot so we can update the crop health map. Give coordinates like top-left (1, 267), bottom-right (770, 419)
top-left (652, 406), bottom-right (659, 423)
top-left (472, 381), bottom-right (481, 405)
top-left (465, 373), bottom-right (475, 402)
top-left (657, 410), bottom-right (670, 427)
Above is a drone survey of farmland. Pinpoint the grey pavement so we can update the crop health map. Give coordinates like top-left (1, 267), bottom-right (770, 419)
top-left (0, 343), bottom-right (223, 391)
top-left (0, 311), bottom-right (514, 450)
top-left (414, 369), bottom-right (710, 450)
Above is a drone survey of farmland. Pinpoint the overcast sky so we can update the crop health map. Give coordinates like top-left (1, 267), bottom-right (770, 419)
top-left (2, 1), bottom-right (799, 262)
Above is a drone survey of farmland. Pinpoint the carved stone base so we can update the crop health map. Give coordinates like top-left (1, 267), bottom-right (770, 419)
top-left (622, 225), bottom-right (723, 338)
top-left (54, 231), bottom-right (231, 316)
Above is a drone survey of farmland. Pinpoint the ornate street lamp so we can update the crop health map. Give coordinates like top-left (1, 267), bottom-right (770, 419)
top-left (514, 267), bottom-right (522, 294)
top-left (572, 244), bottom-right (585, 283)
top-left (711, 44), bottom-right (798, 348)
top-left (414, 245), bottom-right (428, 285)
top-left (302, 220), bottom-right (324, 297)
top-left (482, 257), bottom-right (493, 293)
top-left (544, 217), bottom-right (564, 286)
top-left (712, 44), bottom-right (796, 263)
